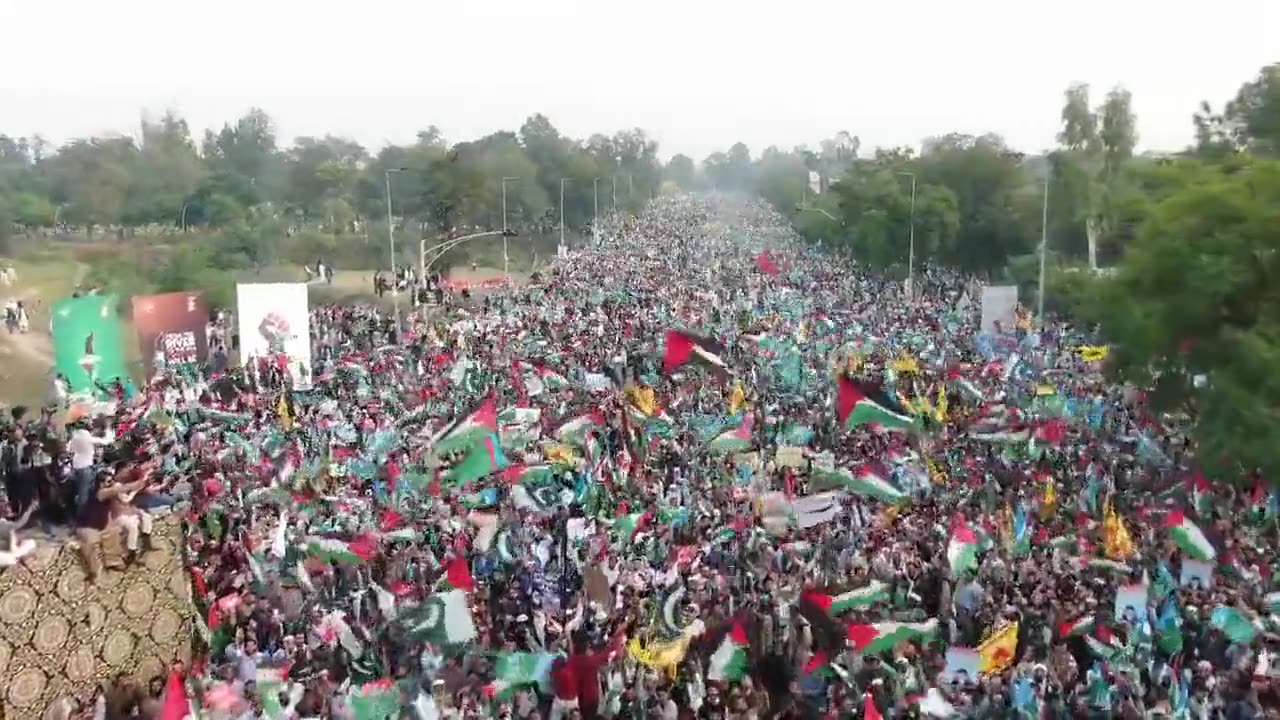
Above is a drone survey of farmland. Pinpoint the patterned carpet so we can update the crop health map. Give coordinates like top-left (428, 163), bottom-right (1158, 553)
top-left (0, 517), bottom-right (192, 719)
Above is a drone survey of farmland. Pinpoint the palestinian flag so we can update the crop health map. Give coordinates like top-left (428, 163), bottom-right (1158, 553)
top-left (836, 377), bottom-right (915, 431)
top-left (846, 619), bottom-right (939, 655)
top-left (947, 525), bottom-right (980, 578)
top-left (254, 666), bottom-right (290, 719)
top-left (555, 410), bottom-right (605, 446)
top-left (501, 464), bottom-right (556, 485)
top-left (484, 652), bottom-right (557, 700)
top-left (430, 395), bottom-right (499, 455)
top-left (707, 624), bottom-right (750, 681)
top-left (397, 589), bottom-right (477, 645)
top-left (1266, 591), bottom-right (1280, 615)
top-left (349, 678), bottom-right (399, 720)
top-left (531, 364), bottom-right (570, 391)
top-left (443, 434), bottom-right (508, 485)
top-left (708, 414), bottom-right (754, 454)
top-left (1163, 510), bottom-right (1216, 561)
top-left (304, 534), bottom-right (377, 564)
top-left (1057, 615), bottom-right (1095, 638)
top-left (612, 511), bottom-right (652, 543)
top-left (811, 466), bottom-right (904, 503)
top-left (663, 330), bottom-right (732, 380)
top-left (803, 581), bottom-right (891, 616)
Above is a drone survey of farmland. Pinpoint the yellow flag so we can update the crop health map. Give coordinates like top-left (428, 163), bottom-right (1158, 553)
top-left (935, 384), bottom-right (948, 423)
top-left (890, 354), bottom-right (919, 374)
top-left (626, 385), bottom-right (656, 416)
top-left (728, 383), bottom-right (747, 415)
top-left (627, 636), bottom-right (689, 679)
top-left (277, 395), bottom-right (293, 431)
top-left (1041, 478), bottom-right (1057, 520)
top-left (1077, 345), bottom-right (1110, 362)
top-left (978, 622), bottom-right (1019, 674)
top-left (1102, 497), bottom-right (1136, 560)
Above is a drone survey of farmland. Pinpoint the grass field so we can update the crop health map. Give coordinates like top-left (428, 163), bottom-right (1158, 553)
top-left (0, 239), bottom-right (537, 408)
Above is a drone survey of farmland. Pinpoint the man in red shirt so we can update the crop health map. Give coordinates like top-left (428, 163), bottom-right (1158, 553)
top-left (549, 631), bottom-right (625, 720)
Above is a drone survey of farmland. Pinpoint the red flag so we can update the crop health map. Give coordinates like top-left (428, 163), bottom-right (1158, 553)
top-left (863, 693), bottom-right (884, 720)
top-left (159, 670), bottom-right (189, 720)
top-left (446, 556), bottom-right (475, 593)
top-left (755, 252), bottom-right (780, 275)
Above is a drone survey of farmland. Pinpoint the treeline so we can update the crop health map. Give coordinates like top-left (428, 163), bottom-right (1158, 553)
top-left (697, 64), bottom-right (1280, 294)
top-left (0, 113), bottom-right (664, 265)
top-left (693, 63), bottom-right (1280, 480)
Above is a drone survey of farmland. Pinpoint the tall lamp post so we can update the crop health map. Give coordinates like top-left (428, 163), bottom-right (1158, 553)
top-left (384, 167), bottom-right (407, 315)
top-left (1037, 172), bottom-right (1051, 319)
top-left (592, 178), bottom-right (602, 243)
top-left (501, 176), bottom-right (519, 277)
top-left (897, 171), bottom-right (916, 298)
top-left (559, 178), bottom-right (569, 253)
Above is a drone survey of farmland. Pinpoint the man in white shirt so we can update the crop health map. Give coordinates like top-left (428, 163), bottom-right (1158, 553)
top-left (69, 419), bottom-right (113, 511)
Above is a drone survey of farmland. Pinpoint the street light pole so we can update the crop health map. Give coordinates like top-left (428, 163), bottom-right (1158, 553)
top-left (1038, 172), bottom-right (1050, 319)
top-left (501, 177), bottom-right (519, 277)
top-left (898, 172), bottom-right (917, 298)
top-left (385, 168), bottom-right (405, 315)
top-left (592, 178), bottom-right (601, 243)
top-left (559, 178), bottom-right (568, 252)
top-left (611, 175), bottom-right (618, 211)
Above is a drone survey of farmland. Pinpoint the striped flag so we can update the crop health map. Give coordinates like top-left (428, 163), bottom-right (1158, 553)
top-left (707, 624), bottom-right (750, 681)
top-left (947, 524), bottom-right (980, 578)
top-left (662, 330), bottom-right (732, 380)
top-left (811, 465), bottom-right (905, 503)
top-left (1163, 510), bottom-right (1216, 561)
top-left (802, 581), bottom-right (891, 615)
top-left (837, 376), bottom-right (916, 431)
top-left (707, 414), bottom-right (754, 454)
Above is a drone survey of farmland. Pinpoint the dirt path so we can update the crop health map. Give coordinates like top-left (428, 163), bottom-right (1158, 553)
top-left (0, 260), bottom-right (88, 368)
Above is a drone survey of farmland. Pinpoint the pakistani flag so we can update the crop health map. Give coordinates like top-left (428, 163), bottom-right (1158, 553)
top-left (707, 624), bottom-right (750, 681)
top-left (803, 580), bottom-right (891, 616)
top-left (836, 377), bottom-right (915, 431)
top-left (1162, 510), bottom-right (1216, 561)
top-left (811, 466), bottom-right (904, 502)
top-left (442, 434), bottom-right (508, 485)
top-left (846, 619), bottom-right (939, 655)
top-left (708, 414), bottom-right (754, 454)
top-left (398, 589), bottom-right (478, 645)
top-left (947, 525), bottom-right (980, 578)
top-left (485, 652), bottom-right (557, 700)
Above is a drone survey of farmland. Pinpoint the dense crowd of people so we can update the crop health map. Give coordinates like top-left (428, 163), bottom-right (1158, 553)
top-left (1, 195), bottom-right (1278, 719)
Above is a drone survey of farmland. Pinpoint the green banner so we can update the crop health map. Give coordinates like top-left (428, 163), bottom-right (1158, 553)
top-left (51, 294), bottom-right (127, 396)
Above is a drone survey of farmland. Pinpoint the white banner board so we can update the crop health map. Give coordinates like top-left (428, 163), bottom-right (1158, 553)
top-left (236, 283), bottom-right (312, 387)
top-left (980, 285), bottom-right (1019, 335)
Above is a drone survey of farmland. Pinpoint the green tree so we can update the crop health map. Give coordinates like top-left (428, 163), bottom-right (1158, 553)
top-left (663, 154), bottom-right (696, 190)
top-left (1090, 158), bottom-right (1280, 477)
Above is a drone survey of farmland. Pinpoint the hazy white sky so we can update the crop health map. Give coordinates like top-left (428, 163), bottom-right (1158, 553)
top-left (1, 0), bottom-right (1276, 161)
